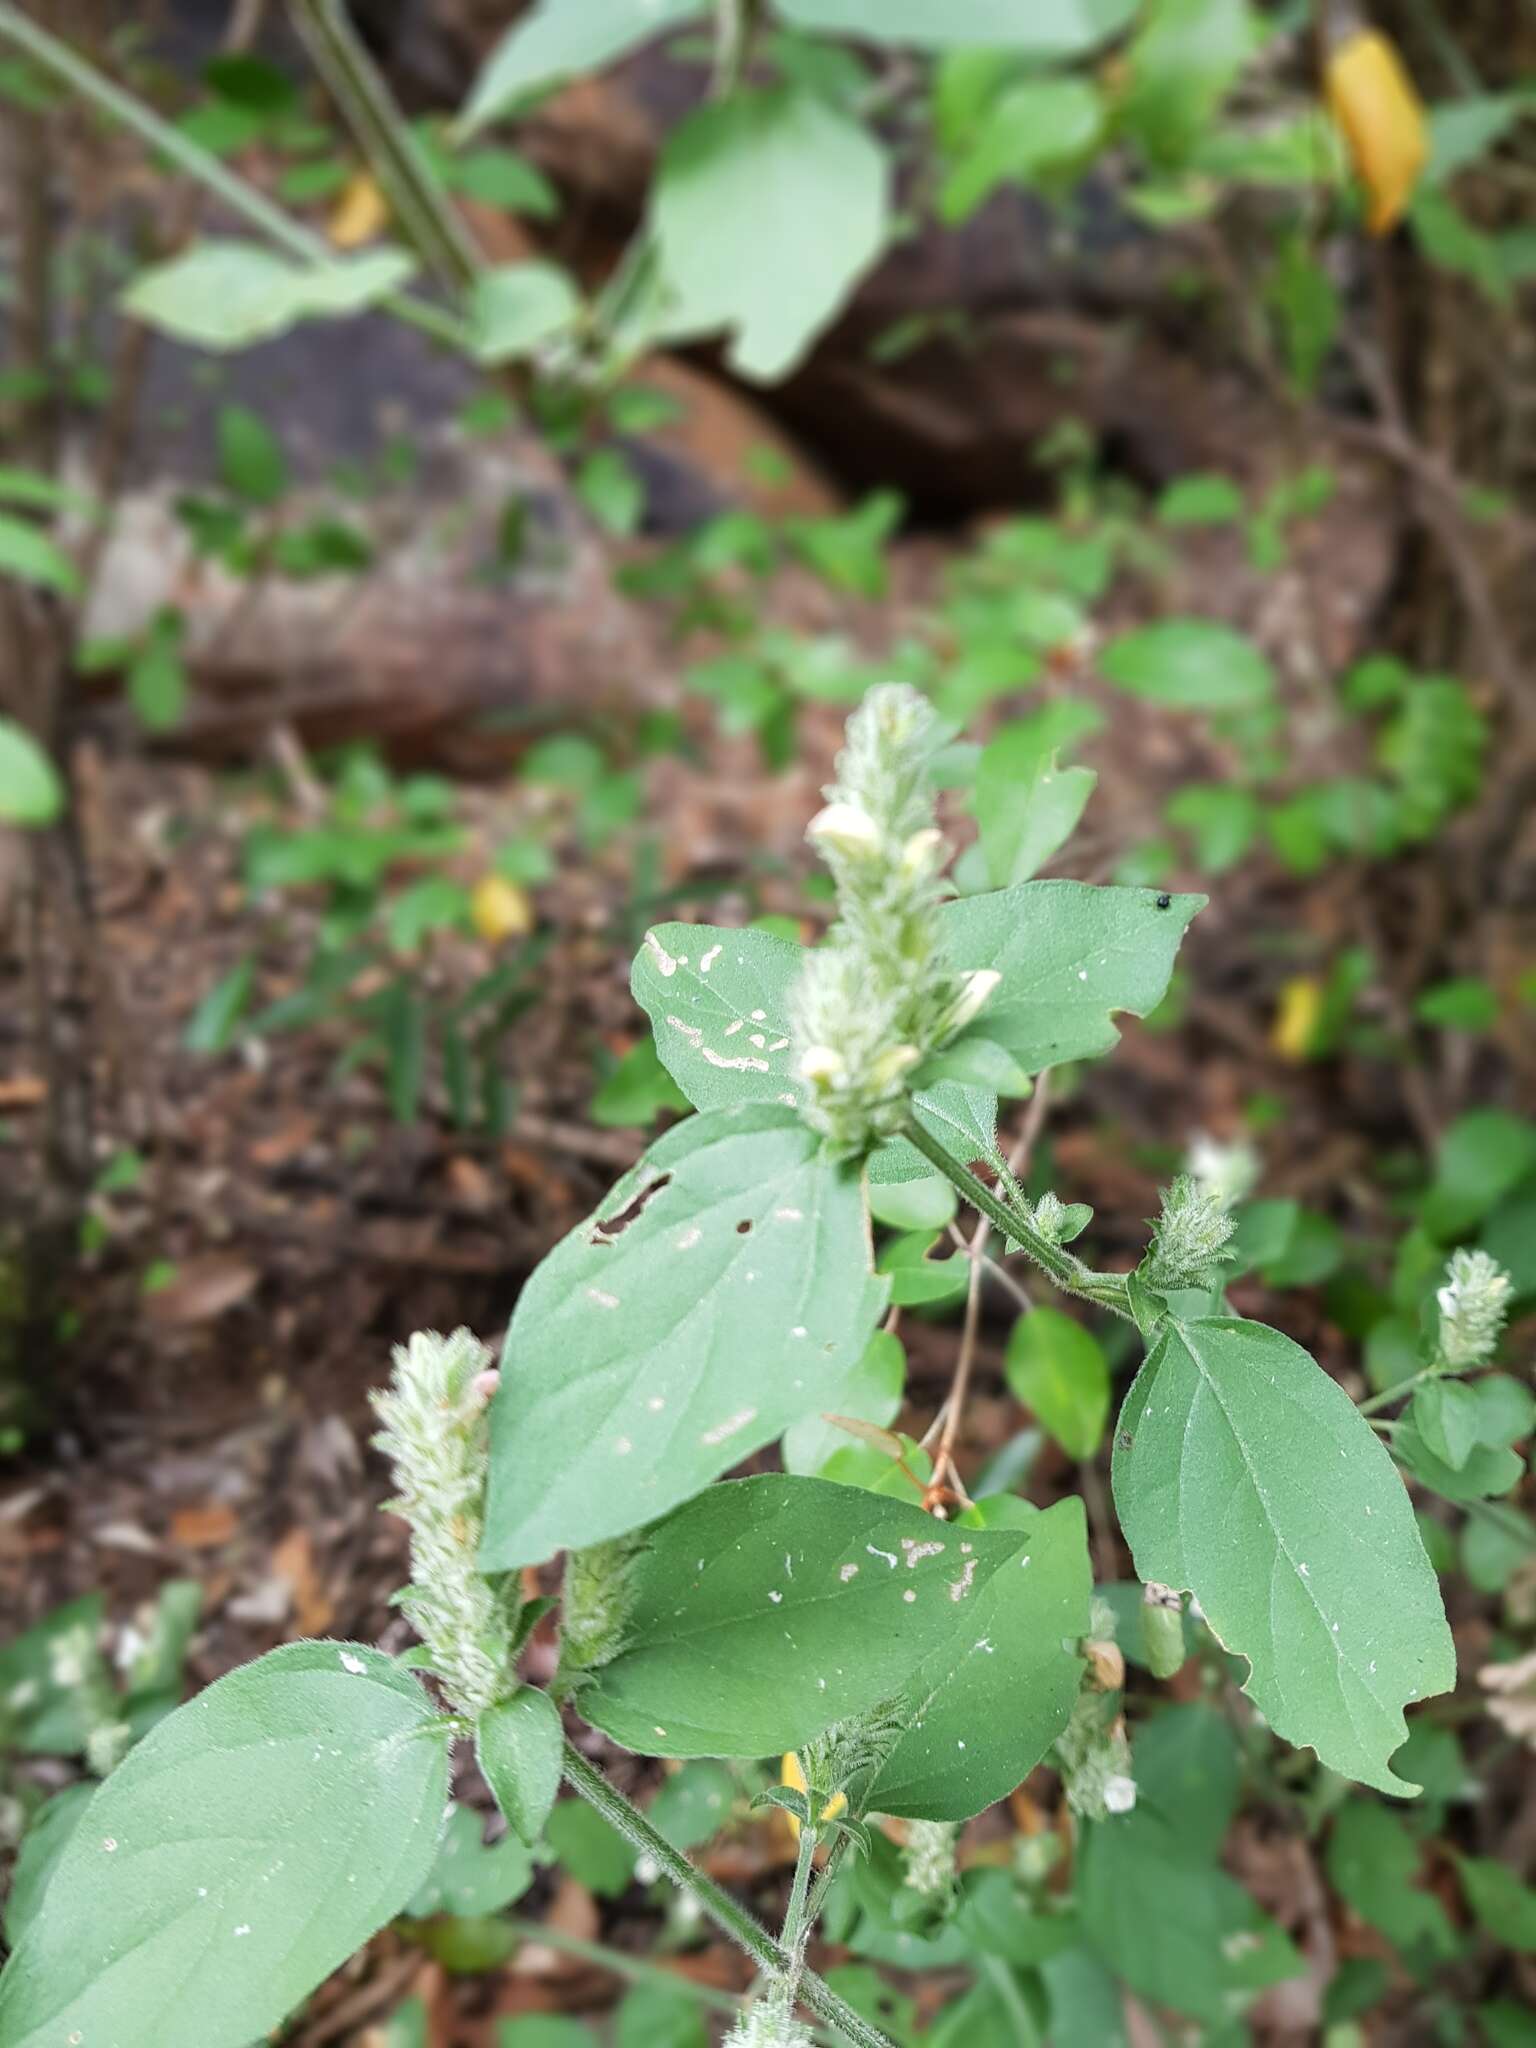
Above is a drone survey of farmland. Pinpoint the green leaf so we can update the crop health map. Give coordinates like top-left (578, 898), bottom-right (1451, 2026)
top-left (0, 1643), bottom-right (449, 2048)
top-left (183, 957), bottom-right (255, 1054)
top-left (0, 717), bottom-right (63, 826)
top-left (590, 1037), bottom-right (690, 1128)
top-left (577, 1474), bottom-right (1047, 1761)
top-left (0, 513), bottom-right (79, 596)
top-left (1411, 1378), bottom-right (1480, 1472)
top-left (459, 0), bottom-right (705, 134)
top-left (544, 1799), bottom-right (634, 1898)
top-left (1079, 1705), bottom-right (1302, 2021)
top-left (216, 403), bottom-right (286, 504)
top-left (4, 1786), bottom-right (94, 1947)
top-left (973, 712), bottom-right (1097, 886)
top-left (783, 1329), bottom-right (905, 1477)
top-left (127, 622), bottom-right (187, 732)
top-left (1100, 618), bottom-right (1274, 710)
top-left (408, 1802), bottom-right (536, 1917)
top-left (1113, 1317), bottom-right (1454, 1792)
top-left (1156, 473), bottom-right (1244, 526)
top-left (859, 1498), bottom-right (1090, 1820)
top-left (1004, 1305), bottom-right (1110, 1460)
top-left (469, 262), bottom-right (580, 364)
top-left (1415, 977), bottom-right (1499, 1031)
top-left (1165, 782), bottom-right (1259, 872)
top-left (122, 242), bottom-right (415, 351)
top-left (482, 1106), bottom-right (887, 1567)
top-left (0, 1594), bottom-right (106, 1754)
top-left (1421, 1109), bottom-right (1536, 1239)
top-left (576, 448), bottom-right (644, 535)
top-left (478, 1688), bottom-right (563, 1847)
top-left (1120, 0), bottom-right (1257, 169)
top-left (939, 76), bottom-right (1104, 222)
top-left (615, 1984), bottom-right (708, 2048)
top-left (1326, 1802), bottom-right (1458, 1959)
top-left (648, 1760), bottom-right (738, 1850)
top-left (938, 880), bottom-right (1204, 1074)
top-left (1457, 1855), bottom-right (1536, 1953)
top-left (778, 0), bottom-right (1137, 52)
top-left (632, 921), bottom-right (800, 1113)
top-left (652, 87), bottom-right (888, 382)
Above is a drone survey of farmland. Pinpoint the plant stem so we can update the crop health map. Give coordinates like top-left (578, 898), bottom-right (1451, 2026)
top-left (774, 1821), bottom-right (819, 2015)
top-left (901, 1118), bottom-right (1134, 1321)
top-left (1358, 1365), bottom-right (1436, 1416)
top-left (287, 0), bottom-right (483, 295)
top-left (0, 5), bottom-right (471, 352)
top-left (560, 1741), bottom-right (895, 2048)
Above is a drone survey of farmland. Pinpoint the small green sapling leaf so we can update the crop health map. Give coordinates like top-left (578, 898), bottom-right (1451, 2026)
top-left (478, 1687), bottom-right (563, 1846)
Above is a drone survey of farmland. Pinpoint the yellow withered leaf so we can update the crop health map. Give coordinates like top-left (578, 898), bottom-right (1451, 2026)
top-left (1325, 29), bottom-right (1428, 235)
top-left (779, 1752), bottom-right (848, 1840)
top-left (1272, 974), bottom-right (1323, 1062)
top-left (471, 874), bottom-right (534, 943)
top-left (328, 169), bottom-right (389, 249)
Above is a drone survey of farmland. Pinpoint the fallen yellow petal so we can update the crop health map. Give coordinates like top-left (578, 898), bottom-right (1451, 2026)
top-left (1325, 29), bottom-right (1428, 235)
top-left (1273, 974), bottom-right (1323, 1062)
top-left (471, 874), bottom-right (534, 943)
top-left (328, 169), bottom-right (389, 249)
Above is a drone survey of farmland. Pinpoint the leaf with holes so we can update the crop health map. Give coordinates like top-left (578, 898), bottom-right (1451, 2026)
top-left (631, 923), bottom-right (800, 1113)
top-left (0, 1643), bottom-right (449, 2048)
top-left (1112, 1317), bottom-right (1454, 1792)
top-left (859, 1497), bottom-right (1091, 1820)
top-left (577, 1475), bottom-right (1037, 1759)
top-left (482, 1106), bottom-right (887, 1568)
top-left (939, 881), bottom-right (1203, 1074)
top-left (632, 925), bottom-right (990, 1161)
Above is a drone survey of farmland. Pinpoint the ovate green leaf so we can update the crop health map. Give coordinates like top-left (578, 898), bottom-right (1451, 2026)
top-left (578, 1474), bottom-right (1037, 1758)
top-left (1113, 1317), bottom-right (1454, 1792)
top-left (0, 515), bottom-right (80, 596)
top-left (939, 880), bottom-right (1204, 1073)
top-left (778, 0), bottom-right (1136, 52)
top-left (973, 713), bottom-right (1097, 885)
top-left (1080, 1705), bottom-right (1302, 2020)
top-left (459, 0), bottom-right (705, 134)
top-left (1004, 1305), bottom-right (1110, 1460)
top-left (478, 1687), bottom-right (563, 1847)
top-left (122, 241), bottom-right (414, 351)
top-left (0, 718), bottom-right (64, 826)
top-left (482, 1106), bottom-right (887, 1567)
top-left (0, 1644), bottom-right (449, 2048)
top-left (652, 87), bottom-right (888, 382)
top-left (632, 921), bottom-right (799, 1113)
top-left (860, 1498), bottom-right (1090, 1819)
top-left (1100, 618), bottom-right (1274, 710)
top-left (470, 262), bottom-right (580, 363)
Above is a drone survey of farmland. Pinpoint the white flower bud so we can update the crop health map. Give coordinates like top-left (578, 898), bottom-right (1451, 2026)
top-left (945, 967), bottom-right (1001, 1035)
top-left (899, 826), bottom-right (946, 877)
top-left (806, 801), bottom-right (882, 861)
top-left (1103, 1774), bottom-right (1138, 1815)
top-left (798, 1044), bottom-right (846, 1087)
top-left (867, 1042), bottom-right (921, 1091)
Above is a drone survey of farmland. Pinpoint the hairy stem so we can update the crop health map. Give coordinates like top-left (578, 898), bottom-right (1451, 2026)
top-left (561, 1741), bottom-right (894, 2048)
top-left (774, 1821), bottom-right (819, 2015)
top-left (0, 5), bottom-right (470, 352)
top-left (901, 1119), bottom-right (1133, 1321)
top-left (288, 0), bottom-right (483, 294)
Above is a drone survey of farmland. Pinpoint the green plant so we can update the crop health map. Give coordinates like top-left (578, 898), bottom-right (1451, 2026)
top-left (5, 684), bottom-right (1514, 2048)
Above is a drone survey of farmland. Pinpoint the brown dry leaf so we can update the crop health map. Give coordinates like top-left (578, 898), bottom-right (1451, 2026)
top-left (270, 1525), bottom-right (334, 1636)
top-left (445, 1154), bottom-right (498, 1212)
top-left (249, 1115), bottom-right (318, 1167)
top-left (170, 1501), bottom-right (238, 1549)
top-left (143, 1253), bottom-right (258, 1326)
top-left (0, 1075), bottom-right (46, 1109)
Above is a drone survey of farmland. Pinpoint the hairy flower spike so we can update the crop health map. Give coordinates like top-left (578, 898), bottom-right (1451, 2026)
top-left (902, 1818), bottom-right (958, 1897)
top-left (724, 2008), bottom-right (817, 2048)
top-left (1147, 1174), bottom-right (1236, 1290)
top-left (49, 1623), bottom-right (129, 1778)
top-left (793, 684), bottom-right (996, 1157)
top-left (370, 1326), bottom-right (512, 1720)
top-left (557, 1536), bottom-right (639, 1688)
top-left (1436, 1248), bottom-right (1512, 1373)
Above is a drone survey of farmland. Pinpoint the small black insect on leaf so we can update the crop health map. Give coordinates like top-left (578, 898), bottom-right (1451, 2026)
top-left (1155, 893), bottom-right (1172, 910)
